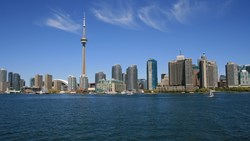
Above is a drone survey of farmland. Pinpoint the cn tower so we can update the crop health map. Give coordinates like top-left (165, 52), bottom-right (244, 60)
top-left (81, 14), bottom-right (87, 75)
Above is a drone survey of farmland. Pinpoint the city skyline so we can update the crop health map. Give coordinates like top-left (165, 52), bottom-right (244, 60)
top-left (1, 0), bottom-right (250, 83)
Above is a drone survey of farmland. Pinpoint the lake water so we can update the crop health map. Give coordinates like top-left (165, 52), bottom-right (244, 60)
top-left (0, 93), bottom-right (250, 140)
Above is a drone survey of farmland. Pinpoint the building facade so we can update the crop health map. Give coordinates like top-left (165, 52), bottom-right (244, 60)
top-left (192, 65), bottom-right (200, 87)
top-left (147, 59), bottom-right (158, 90)
top-left (199, 53), bottom-right (218, 88)
top-left (206, 61), bottom-right (218, 88)
top-left (8, 72), bottom-right (13, 89)
top-left (13, 73), bottom-right (21, 91)
top-left (0, 68), bottom-right (8, 92)
top-left (112, 64), bottom-right (122, 81)
top-left (79, 75), bottom-right (89, 90)
top-left (239, 69), bottom-right (250, 86)
top-left (68, 75), bottom-right (77, 91)
top-left (168, 55), bottom-right (193, 88)
top-left (226, 62), bottom-right (239, 87)
top-left (44, 74), bottom-right (52, 92)
top-left (138, 79), bottom-right (147, 90)
top-left (53, 80), bottom-right (62, 91)
top-left (96, 79), bottom-right (126, 93)
top-left (95, 72), bottom-right (106, 84)
top-left (35, 74), bottom-right (43, 89)
top-left (30, 77), bottom-right (35, 87)
top-left (126, 65), bottom-right (138, 91)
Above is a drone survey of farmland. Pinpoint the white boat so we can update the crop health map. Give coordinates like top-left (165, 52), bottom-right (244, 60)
top-left (208, 90), bottom-right (215, 97)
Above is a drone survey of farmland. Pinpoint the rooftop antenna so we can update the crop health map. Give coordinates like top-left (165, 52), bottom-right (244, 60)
top-left (82, 12), bottom-right (86, 38)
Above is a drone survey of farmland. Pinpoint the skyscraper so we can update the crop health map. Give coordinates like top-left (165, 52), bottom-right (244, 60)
top-left (35, 74), bottom-right (43, 89)
top-left (68, 75), bottom-right (77, 91)
top-left (53, 80), bottom-right (62, 91)
top-left (168, 55), bottom-right (193, 87)
top-left (138, 79), bottom-right (147, 90)
top-left (199, 53), bottom-right (218, 88)
top-left (44, 74), bottom-right (52, 92)
top-left (95, 72), bottom-right (106, 84)
top-left (226, 62), bottom-right (239, 87)
top-left (126, 65), bottom-right (138, 91)
top-left (192, 65), bottom-right (200, 87)
top-left (245, 65), bottom-right (250, 73)
top-left (20, 79), bottom-right (25, 89)
top-left (0, 68), bottom-right (7, 92)
top-left (122, 73), bottom-right (126, 83)
top-left (0, 68), bottom-right (7, 82)
top-left (206, 61), bottom-right (218, 88)
top-left (112, 64), bottom-right (122, 81)
top-left (13, 73), bottom-right (21, 91)
top-left (30, 77), bottom-right (35, 87)
top-left (8, 72), bottom-right (13, 88)
top-left (239, 69), bottom-right (250, 86)
top-left (79, 75), bottom-right (88, 90)
top-left (79, 14), bottom-right (89, 90)
top-left (199, 53), bottom-right (207, 88)
top-left (147, 59), bottom-right (158, 90)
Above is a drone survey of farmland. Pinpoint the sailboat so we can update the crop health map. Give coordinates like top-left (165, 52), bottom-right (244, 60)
top-left (208, 90), bottom-right (215, 97)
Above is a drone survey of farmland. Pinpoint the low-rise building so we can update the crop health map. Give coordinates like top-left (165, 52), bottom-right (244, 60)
top-left (96, 79), bottom-right (126, 93)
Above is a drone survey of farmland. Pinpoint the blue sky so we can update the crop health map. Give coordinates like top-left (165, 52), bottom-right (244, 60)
top-left (0, 0), bottom-right (250, 83)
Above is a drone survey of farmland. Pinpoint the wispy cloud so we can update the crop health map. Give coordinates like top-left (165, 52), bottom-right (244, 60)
top-left (171, 0), bottom-right (206, 24)
top-left (91, 0), bottom-right (232, 32)
top-left (45, 9), bottom-right (81, 34)
top-left (92, 1), bottom-right (136, 28)
top-left (138, 6), bottom-right (170, 32)
top-left (138, 0), bottom-right (206, 31)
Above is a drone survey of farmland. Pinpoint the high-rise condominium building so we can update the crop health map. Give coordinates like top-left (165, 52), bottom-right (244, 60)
top-left (68, 75), bottom-right (77, 91)
top-left (53, 80), bottom-right (62, 91)
top-left (35, 74), bottom-right (43, 89)
top-left (147, 59), bottom-right (158, 90)
top-left (8, 72), bottom-right (13, 88)
top-left (122, 73), bottom-right (126, 83)
top-left (112, 64), bottom-right (122, 81)
top-left (226, 62), bottom-right (239, 87)
top-left (138, 79), bottom-right (147, 90)
top-left (79, 75), bottom-right (88, 90)
top-left (95, 72), bottom-right (106, 84)
top-left (168, 55), bottom-right (193, 87)
top-left (13, 73), bottom-right (21, 91)
top-left (126, 65), bottom-right (138, 91)
top-left (20, 79), bottom-right (25, 89)
top-left (30, 77), bottom-right (35, 87)
top-left (44, 74), bottom-right (52, 92)
top-left (0, 68), bottom-right (7, 92)
top-left (192, 65), bottom-right (200, 87)
top-left (239, 69), bottom-right (250, 86)
top-left (199, 53), bottom-right (218, 88)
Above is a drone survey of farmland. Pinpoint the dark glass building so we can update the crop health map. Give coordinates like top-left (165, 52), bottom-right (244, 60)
top-left (126, 65), bottom-right (138, 91)
top-left (13, 73), bottom-right (21, 91)
top-left (112, 64), bottom-right (122, 81)
top-left (147, 59), bottom-right (158, 90)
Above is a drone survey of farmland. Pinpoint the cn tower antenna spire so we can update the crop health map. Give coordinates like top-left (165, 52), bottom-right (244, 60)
top-left (82, 12), bottom-right (86, 38)
top-left (80, 12), bottom-right (88, 75)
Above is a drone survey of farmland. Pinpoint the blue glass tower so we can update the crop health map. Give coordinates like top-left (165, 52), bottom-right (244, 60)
top-left (147, 59), bottom-right (158, 90)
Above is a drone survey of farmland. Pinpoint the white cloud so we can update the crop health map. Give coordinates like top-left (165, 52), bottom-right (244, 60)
top-left (138, 0), bottom-right (206, 31)
top-left (45, 9), bottom-right (81, 34)
top-left (91, 0), bottom-right (232, 32)
top-left (138, 6), bottom-right (170, 32)
top-left (92, 2), bottom-right (136, 28)
top-left (171, 0), bottom-right (205, 24)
